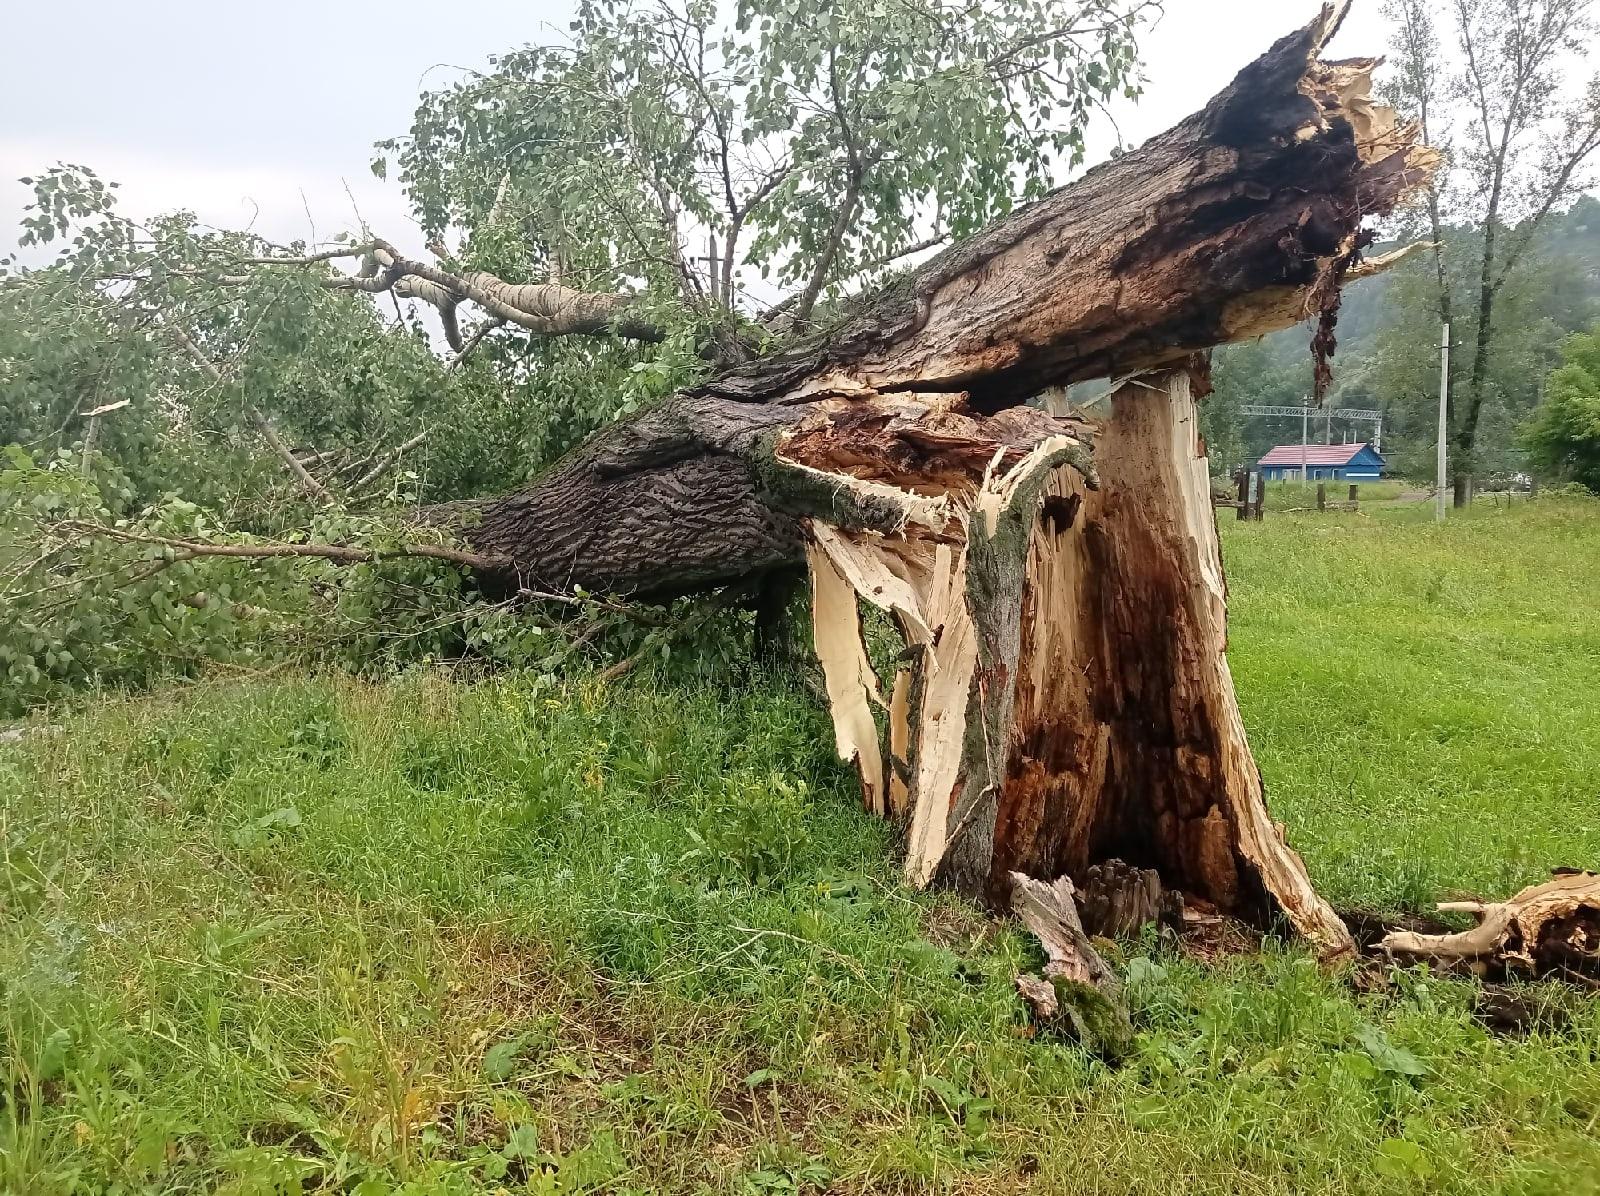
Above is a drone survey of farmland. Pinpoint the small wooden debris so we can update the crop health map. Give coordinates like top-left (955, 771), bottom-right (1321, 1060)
top-left (1078, 858), bottom-right (1182, 939)
top-left (1014, 973), bottom-right (1059, 1019)
top-left (1380, 871), bottom-right (1600, 982)
top-left (1010, 872), bottom-right (1134, 1061)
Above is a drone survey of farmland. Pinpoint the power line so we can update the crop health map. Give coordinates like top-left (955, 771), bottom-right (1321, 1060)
top-left (1240, 403), bottom-right (1384, 452)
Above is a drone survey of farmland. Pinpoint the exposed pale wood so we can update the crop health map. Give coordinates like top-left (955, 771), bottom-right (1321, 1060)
top-left (411, 9), bottom-right (1434, 964)
top-left (1014, 972), bottom-right (1060, 1020)
top-left (807, 541), bottom-right (886, 815)
top-left (1381, 871), bottom-right (1600, 980)
top-left (1010, 871), bottom-right (1134, 1059)
top-left (1011, 872), bottom-right (1115, 987)
top-left (887, 667), bottom-right (913, 818)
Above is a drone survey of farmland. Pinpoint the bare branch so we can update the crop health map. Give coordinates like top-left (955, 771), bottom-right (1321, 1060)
top-left (56, 519), bottom-right (511, 574)
top-left (350, 429), bottom-right (431, 494)
top-left (164, 322), bottom-right (334, 503)
top-left (445, 317), bottom-right (507, 371)
top-left (228, 238), bottom-right (664, 344)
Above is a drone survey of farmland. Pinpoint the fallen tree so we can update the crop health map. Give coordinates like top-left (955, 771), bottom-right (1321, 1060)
top-left (434, 4), bottom-right (1437, 962)
top-left (23, 4), bottom-right (1458, 970)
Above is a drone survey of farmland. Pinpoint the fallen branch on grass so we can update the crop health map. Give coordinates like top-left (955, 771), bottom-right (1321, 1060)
top-left (1380, 870), bottom-right (1600, 983)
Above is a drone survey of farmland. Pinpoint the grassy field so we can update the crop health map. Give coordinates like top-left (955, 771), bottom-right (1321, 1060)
top-left (3, 495), bottom-right (1598, 1194)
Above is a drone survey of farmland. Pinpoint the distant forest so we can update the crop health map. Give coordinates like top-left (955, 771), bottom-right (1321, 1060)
top-left (1203, 195), bottom-right (1600, 480)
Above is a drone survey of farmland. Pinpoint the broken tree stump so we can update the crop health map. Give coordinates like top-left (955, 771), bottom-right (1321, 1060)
top-left (806, 371), bottom-right (1357, 962)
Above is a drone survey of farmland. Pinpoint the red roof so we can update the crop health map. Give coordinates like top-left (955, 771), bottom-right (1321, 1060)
top-left (1258, 442), bottom-right (1380, 466)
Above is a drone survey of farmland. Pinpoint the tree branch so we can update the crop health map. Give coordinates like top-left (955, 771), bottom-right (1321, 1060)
top-left (164, 322), bottom-right (334, 503)
top-left (234, 239), bottom-right (664, 344)
top-left (57, 520), bottom-right (511, 574)
top-left (350, 429), bottom-right (431, 494)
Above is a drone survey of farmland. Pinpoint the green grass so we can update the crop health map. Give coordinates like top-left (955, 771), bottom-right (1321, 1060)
top-left (3, 497), bottom-right (1600, 1194)
top-left (1225, 492), bottom-right (1600, 910)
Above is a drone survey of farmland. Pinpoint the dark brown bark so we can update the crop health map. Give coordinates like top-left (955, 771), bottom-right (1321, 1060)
top-left (463, 397), bottom-right (806, 596)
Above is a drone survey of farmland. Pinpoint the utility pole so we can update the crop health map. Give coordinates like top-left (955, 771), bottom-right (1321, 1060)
top-left (1436, 322), bottom-right (1450, 523)
top-left (1300, 405), bottom-right (1309, 488)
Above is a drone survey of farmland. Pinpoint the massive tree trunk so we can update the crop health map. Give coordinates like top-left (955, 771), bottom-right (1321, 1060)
top-left (457, 4), bottom-right (1436, 960)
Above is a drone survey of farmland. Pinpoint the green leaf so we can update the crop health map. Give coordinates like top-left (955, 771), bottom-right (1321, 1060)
top-left (483, 1035), bottom-right (529, 1081)
top-left (504, 1123), bottom-right (541, 1159)
top-left (1374, 1137), bottom-right (1434, 1180)
top-left (1354, 1024), bottom-right (1427, 1078)
top-left (35, 1027), bottom-right (73, 1082)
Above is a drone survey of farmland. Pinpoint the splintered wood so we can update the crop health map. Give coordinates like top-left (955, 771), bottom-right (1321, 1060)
top-left (795, 372), bottom-right (1355, 962)
top-left (1009, 872), bottom-right (1134, 1060)
top-left (1380, 871), bottom-right (1600, 982)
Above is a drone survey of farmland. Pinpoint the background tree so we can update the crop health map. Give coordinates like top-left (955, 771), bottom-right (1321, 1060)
top-left (1522, 320), bottom-right (1600, 487)
top-left (1209, 2), bottom-right (1600, 487)
top-left (1384, 0), bottom-right (1600, 503)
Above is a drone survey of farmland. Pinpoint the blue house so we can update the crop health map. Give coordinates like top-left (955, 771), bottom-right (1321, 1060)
top-left (1258, 442), bottom-right (1386, 482)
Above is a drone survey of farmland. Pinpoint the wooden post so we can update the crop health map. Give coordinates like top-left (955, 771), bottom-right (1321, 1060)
top-left (1252, 472), bottom-right (1265, 522)
top-left (1348, 483), bottom-right (1359, 507)
top-left (1316, 482), bottom-right (1326, 511)
top-left (1235, 468), bottom-right (1250, 522)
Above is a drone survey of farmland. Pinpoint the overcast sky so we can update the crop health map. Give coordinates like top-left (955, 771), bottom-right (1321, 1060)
top-left (1, 0), bottom-right (1389, 258)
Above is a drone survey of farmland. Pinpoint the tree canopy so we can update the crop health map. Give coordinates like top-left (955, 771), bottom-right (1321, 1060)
top-left (1522, 320), bottom-right (1600, 488)
top-left (1, 0), bottom-right (1158, 711)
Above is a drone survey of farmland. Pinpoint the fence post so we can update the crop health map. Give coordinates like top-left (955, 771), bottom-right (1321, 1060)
top-left (1348, 483), bottom-right (1359, 509)
top-left (1235, 468), bottom-right (1249, 521)
top-left (1316, 482), bottom-right (1326, 511)
top-left (1252, 472), bottom-right (1265, 522)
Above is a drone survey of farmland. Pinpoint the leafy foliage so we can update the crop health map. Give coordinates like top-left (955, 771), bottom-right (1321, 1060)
top-left (0, 445), bottom-right (575, 715)
top-left (1521, 321), bottom-right (1600, 489)
top-left (2, 4), bottom-right (1160, 714)
top-left (378, 0), bottom-right (1153, 322)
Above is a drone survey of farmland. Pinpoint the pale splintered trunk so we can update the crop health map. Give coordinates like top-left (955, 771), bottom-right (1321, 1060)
top-left (803, 371), bottom-right (1352, 960)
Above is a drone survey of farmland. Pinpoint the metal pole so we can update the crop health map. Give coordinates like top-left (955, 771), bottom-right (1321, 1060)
top-left (1436, 322), bottom-right (1450, 523)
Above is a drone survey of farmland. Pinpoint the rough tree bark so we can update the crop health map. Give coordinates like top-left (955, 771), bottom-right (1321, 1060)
top-left (450, 4), bottom-right (1437, 961)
